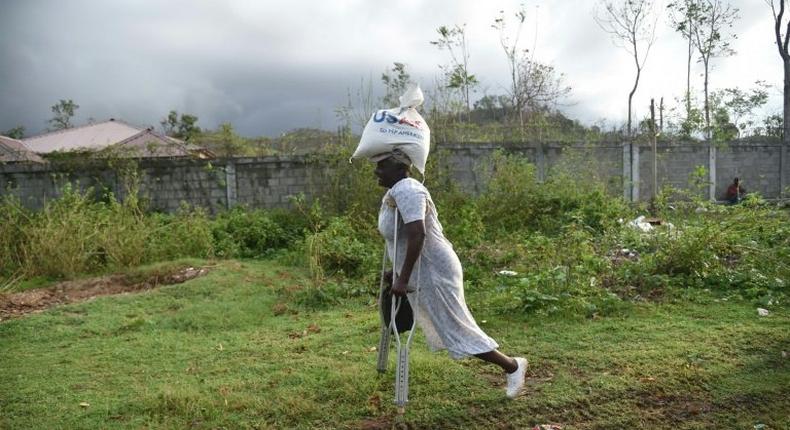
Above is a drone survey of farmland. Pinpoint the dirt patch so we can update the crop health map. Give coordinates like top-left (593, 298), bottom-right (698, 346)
top-left (353, 416), bottom-right (394, 430)
top-left (0, 266), bottom-right (209, 321)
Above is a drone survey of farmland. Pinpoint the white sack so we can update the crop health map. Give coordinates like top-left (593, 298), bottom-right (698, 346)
top-left (352, 84), bottom-right (431, 174)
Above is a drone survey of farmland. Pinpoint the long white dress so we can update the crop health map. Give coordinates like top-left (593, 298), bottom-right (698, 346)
top-left (378, 177), bottom-right (499, 359)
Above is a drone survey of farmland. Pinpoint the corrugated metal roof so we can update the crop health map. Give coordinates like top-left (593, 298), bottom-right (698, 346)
top-left (109, 129), bottom-right (192, 158)
top-left (22, 119), bottom-right (144, 153)
top-left (0, 135), bottom-right (46, 163)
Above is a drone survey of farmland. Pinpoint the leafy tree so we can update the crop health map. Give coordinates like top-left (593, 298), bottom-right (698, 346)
top-left (689, 0), bottom-right (739, 140)
top-left (3, 126), bottom-right (25, 139)
top-left (679, 98), bottom-right (706, 138)
top-left (48, 99), bottom-right (79, 130)
top-left (709, 100), bottom-right (739, 142)
top-left (160, 110), bottom-right (179, 136)
top-left (711, 83), bottom-right (769, 136)
top-left (381, 62), bottom-right (412, 107)
top-left (215, 123), bottom-right (245, 157)
top-left (160, 110), bottom-right (201, 141)
top-left (759, 113), bottom-right (783, 138)
top-left (472, 94), bottom-right (512, 123)
top-left (431, 24), bottom-right (478, 119)
top-left (178, 114), bottom-right (200, 141)
top-left (595, 0), bottom-right (657, 138)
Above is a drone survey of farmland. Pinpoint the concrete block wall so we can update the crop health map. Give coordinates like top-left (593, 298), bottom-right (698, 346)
top-left (234, 156), bottom-right (324, 208)
top-left (0, 161), bottom-right (120, 209)
top-left (1, 141), bottom-right (786, 213)
top-left (136, 159), bottom-right (228, 213)
top-left (544, 144), bottom-right (623, 192)
top-left (638, 143), bottom-right (710, 200)
top-left (437, 144), bottom-right (539, 194)
top-left (716, 143), bottom-right (782, 199)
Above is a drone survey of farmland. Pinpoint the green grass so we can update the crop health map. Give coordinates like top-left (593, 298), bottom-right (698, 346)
top-left (1, 259), bottom-right (788, 429)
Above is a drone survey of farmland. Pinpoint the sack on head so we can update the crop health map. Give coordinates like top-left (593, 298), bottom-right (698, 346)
top-left (352, 84), bottom-right (431, 175)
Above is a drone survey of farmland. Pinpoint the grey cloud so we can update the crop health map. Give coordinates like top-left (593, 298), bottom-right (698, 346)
top-left (0, 0), bottom-right (779, 138)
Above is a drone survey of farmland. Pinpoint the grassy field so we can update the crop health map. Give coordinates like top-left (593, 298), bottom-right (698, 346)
top-left (1, 259), bottom-right (788, 429)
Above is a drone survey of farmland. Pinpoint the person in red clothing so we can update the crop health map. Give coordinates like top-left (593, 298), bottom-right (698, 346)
top-left (726, 177), bottom-right (746, 204)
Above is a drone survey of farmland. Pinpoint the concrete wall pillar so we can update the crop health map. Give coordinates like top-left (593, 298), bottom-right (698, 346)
top-left (781, 143), bottom-right (787, 199)
top-left (631, 144), bottom-right (640, 202)
top-left (708, 144), bottom-right (717, 201)
top-left (225, 161), bottom-right (237, 209)
top-left (623, 142), bottom-right (632, 201)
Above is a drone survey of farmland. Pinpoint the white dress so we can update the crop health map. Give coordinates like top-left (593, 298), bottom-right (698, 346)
top-left (378, 177), bottom-right (499, 359)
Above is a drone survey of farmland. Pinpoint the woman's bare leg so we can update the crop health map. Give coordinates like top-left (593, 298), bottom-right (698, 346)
top-left (475, 350), bottom-right (518, 373)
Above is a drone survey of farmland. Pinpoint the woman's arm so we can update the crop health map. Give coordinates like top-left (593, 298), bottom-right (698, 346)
top-left (391, 219), bottom-right (425, 296)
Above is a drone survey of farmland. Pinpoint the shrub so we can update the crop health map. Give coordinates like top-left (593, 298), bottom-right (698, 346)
top-left (305, 216), bottom-right (378, 280)
top-left (146, 205), bottom-right (214, 262)
top-left (0, 195), bottom-right (31, 278)
top-left (477, 151), bottom-right (631, 237)
top-left (22, 184), bottom-right (110, 278)
top-left (95, 197), bottom-right (150, 269)
top-left (212, 207), bottom-right (292, 258)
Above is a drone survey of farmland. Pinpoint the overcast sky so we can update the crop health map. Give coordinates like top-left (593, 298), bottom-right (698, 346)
top-left (0, 0), bottom-right (782, 137)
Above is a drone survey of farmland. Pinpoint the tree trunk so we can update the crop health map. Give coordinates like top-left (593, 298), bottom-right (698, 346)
top-left (628, 67), bottom-right (641, 138)
top-left (703, 59), bottom-right (710, 140)
top-left (686, 34), bottom-right (692, 119)
top-left (784, 59), bottom-right (790, 146)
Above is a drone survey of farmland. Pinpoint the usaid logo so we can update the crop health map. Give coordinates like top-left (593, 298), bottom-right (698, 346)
top-left (372, 110), bottom-right (423, 129)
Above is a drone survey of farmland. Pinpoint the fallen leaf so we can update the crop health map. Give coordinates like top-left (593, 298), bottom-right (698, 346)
top-left (307, 323), bottom-right (321, 333)
top-left (341, 350), bottom-right (349, 355)
top-left (79, 402), bottom-right (90, 408)
top-left (368, 346), bottom-right (377, 352)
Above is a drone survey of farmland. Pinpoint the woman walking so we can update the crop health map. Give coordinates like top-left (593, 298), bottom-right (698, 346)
top-left (373, 150), bottom-right (528, 399)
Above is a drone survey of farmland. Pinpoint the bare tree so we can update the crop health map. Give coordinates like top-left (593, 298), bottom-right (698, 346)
top-left (595, 0), bottom-right (657, 137)
top-left (517, 60), bottom-right (572, 113)
top-left (492, 6), bottom-right (529, 125)
top-left (768, 0), bottom-right (790, 146)
top-left (689, 0), bottom-right (739, 140)
top-left (431, 24), bottom-right (478, 120)
top-left (335, 75), bottom-right (376, 134)
top-left (668, 0), bottom-right (704, 122)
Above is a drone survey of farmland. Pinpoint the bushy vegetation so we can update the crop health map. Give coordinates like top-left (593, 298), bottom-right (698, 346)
top-left (2, 151), bottom-right (787, 318)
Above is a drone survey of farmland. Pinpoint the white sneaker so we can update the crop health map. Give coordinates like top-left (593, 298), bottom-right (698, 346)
top-left (506, 357), bottom-right (528, 399)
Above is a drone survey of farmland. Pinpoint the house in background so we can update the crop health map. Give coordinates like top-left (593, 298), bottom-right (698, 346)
top-left (21, 118), bottom-right (213, 159)
top-left (0, 135), bottom-right (46, 163)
